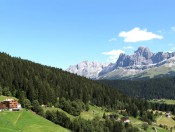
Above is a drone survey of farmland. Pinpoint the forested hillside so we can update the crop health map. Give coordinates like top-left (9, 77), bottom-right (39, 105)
top-left (1, 52), bottom-right (175, 132)
top-left (0, 52), bottom-right (148, 111)
top-left (99, 78), bottom-right (175, 99)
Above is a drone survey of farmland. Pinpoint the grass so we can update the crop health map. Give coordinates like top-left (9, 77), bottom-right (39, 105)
top-left (0, 95), bottom-right (18, 102)
top-left (80, 105), bottom-right (107, 120)
top-left (44, 105), bottom-right (172, 132)
top-left (44, 105), bottom-right (111, 121)
top-left (0, 109), bottom-right (69, 132)
top-left (150, 99), bottom-right (175, 105)
top-left (152, 99), bottom-right (175, 105)
top-left (1, 95), bottom-right (173, 132)
top-left (43, 105), bottom-right (175, 132)
top-left (43, 107), bottom-right (75, 120)
top-left (155, 127), bottom-right (170, 132)
top-left (157, 115), bottom-right (175, 128)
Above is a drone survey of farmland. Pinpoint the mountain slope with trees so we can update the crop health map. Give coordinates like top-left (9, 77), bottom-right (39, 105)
top-left (99, 77), bottom-right (175, 99)
top-left (0, 52), bottom-right (149, 114)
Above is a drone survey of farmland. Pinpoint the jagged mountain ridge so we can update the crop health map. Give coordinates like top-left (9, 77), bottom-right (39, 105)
top-left (116, 46), bottom-right (175, 67)
top-left (66, 61), bottom-right (109, 78)
top-left (67, 47), bottom-right (175, 79)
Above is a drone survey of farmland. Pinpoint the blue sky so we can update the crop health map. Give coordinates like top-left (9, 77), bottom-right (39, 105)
top-left (0, 0), bottom-right (175, 69)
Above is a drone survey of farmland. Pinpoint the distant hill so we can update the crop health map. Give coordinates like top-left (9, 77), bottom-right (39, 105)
top-left (0, 109), bottom-right (68, 132)
top-left (99, 77), bottom-right (175, 99)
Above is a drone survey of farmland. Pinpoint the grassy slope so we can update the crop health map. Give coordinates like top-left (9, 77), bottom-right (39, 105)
top-left (0, 110), bottom-right (69, 132)
top-left (0, 94), bottom-right (172, 132)
top-left (44, 105), bottom-right (107, 121)
top-left (44, 107), bottom-right (75, 120)
top-left (80, 105), bottom-right (106, 120)
top-left (150, 99), bottom-right (175, 105)
top-left (157, 115), bottom-right (175, 128)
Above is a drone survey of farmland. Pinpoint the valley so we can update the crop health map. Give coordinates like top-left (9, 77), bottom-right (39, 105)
top-left (1, 1), bottom-right (175, 131)
top-left (0, 52), bottom-right (175, 132)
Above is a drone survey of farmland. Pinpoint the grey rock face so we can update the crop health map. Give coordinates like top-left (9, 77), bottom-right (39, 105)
top-left (66, 61), bottom-right (109, 79)
top-left (99, 47), bottom-right (175, 78)
top-left (115, 46), bottom-right (154, 67)
top-left (114, 47), bottom-right (175, 68)
top-left (151, 52), bottom-right (175, 63)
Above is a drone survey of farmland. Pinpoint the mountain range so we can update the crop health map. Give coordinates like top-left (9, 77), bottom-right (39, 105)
top-left (67, 47), bottom-right (175, 80)
top-left (66, 61), bottom-right (109, 79)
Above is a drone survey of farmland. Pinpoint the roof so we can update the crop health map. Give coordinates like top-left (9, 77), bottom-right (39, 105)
top-left (4, 98), bottom-right (14, 101)
top-left (121, 116), bottom-right (129, 120)
top-left (0, 96), bottom-right (18, 102)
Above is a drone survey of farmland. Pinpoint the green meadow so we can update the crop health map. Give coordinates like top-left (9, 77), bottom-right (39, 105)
top-left (150, 99), bottom-right (175, 105)
top-left (0, 109), bottom-right (69, 132)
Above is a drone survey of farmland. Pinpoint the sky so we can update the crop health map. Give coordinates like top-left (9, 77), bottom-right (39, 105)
top-left (0, 0), bottom-right (175, 69)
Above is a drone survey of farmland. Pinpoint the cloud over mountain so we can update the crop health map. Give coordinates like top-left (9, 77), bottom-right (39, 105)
top-left (119, 27), bottom-right (163, 42)
top-left (102, 49), bottom-right (125, 62)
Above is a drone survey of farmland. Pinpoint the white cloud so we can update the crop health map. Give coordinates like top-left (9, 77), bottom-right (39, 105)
top-left (109, 38), bottom-right (117, 42)
top-left (102, 49), bottom-right (125, 62)
top-left (119, 27), bottom-right (163, 43)
top-left (171, 27), bottom-right (175, 32)
top-left (122, 46), bottom-right (133, 49)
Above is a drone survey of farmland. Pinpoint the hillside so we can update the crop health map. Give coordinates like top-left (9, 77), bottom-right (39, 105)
top-left (1, 52), bottom-right (175, 131)
top-left (44, 104), bottom-right (174, 132)
top-left (0, 52), bottom-right (158, 131)
top-left (99, 77), bottom-right (175, 99)
top-left (0, 109), bottom-right (68, 132)
top-left (0, 52), bottom-right (150, 112)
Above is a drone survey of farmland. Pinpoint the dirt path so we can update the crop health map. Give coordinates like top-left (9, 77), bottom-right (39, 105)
top-left (157, 115), bottom-right (163, 122)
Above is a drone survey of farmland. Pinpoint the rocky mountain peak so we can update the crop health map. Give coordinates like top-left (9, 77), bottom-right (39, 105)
top-left (135, 46), bottom-right (150, 53)
top-left (134, 46), bottom-right (154, 59)
top-left (115, 47), bottom-right (154, 67)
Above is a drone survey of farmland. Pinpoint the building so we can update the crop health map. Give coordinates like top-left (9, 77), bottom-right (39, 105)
top-left (0, 99), bottom-right (21, 111)
top-left (165, 112), bottom-right (171, 118)
top-left (121, 116), bottom-right (130, 123)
